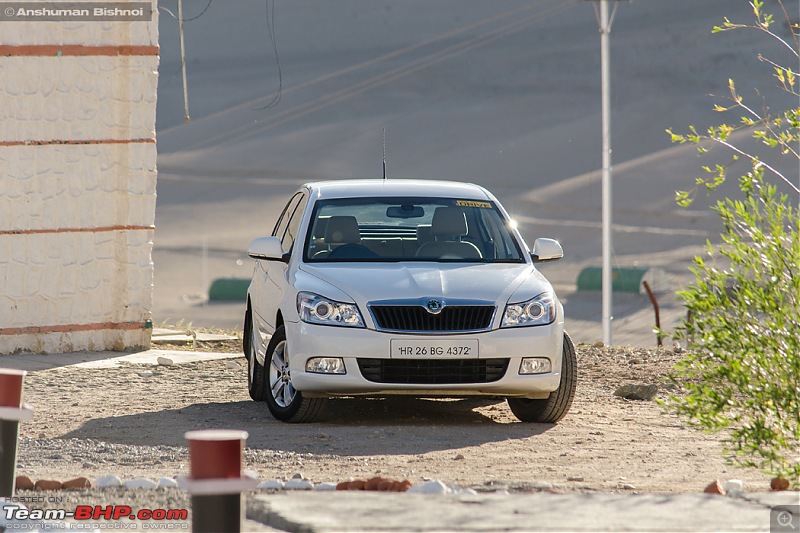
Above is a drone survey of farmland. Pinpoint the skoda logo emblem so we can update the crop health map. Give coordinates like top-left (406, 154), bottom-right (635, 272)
top-left (425, 299), bottom-right (443, 314)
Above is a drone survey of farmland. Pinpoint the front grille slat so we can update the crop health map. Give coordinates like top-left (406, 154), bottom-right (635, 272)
top-left (371, 305), bottom-right (494, 332)
top-left (358, 358), bottom-right (509, 384)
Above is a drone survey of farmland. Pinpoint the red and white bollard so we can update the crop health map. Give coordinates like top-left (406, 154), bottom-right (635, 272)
top-left (184, 429), bottom-right (257, 533)
top-left (0, 369), bottom-right (34, 497)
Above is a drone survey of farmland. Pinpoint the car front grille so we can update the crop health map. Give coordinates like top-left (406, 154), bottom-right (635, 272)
top-left (357, 358), bottom-right (509, 385)
top-left (370, 305), bottom-right (495, 332)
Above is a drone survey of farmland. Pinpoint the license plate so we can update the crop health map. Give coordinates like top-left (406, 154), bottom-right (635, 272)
top-left (390, 339), bottom-right (479, 358)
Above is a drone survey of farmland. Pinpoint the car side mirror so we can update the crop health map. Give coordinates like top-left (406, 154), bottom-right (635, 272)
top-left (531, 238), bottom-right (563, 263)
top-left (248, 236), bottom-right (289, 263)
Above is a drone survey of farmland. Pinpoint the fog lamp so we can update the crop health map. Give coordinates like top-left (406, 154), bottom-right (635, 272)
top-left (519, 358), bottom-right (551, 375)
top-left (306, 357), bottom-right (346, 374)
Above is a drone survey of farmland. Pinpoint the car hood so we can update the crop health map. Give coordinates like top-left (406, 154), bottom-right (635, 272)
top-left (297, 262), bottom-right (552, 307)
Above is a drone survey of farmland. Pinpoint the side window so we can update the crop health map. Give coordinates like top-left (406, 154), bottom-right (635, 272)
top-left (281, 194), bottom-right (309, 255)
top-left (272, 193), bottom-right (302, 240)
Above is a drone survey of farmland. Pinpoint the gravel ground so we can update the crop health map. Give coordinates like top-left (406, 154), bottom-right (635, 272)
top-left (3, 343), bottom-right (775, 530)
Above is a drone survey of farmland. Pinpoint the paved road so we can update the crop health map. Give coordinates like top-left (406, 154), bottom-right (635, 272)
top-left (248, 491), bottom-right (800, 532)
top-left (151, 0), bottom-right (794, 346)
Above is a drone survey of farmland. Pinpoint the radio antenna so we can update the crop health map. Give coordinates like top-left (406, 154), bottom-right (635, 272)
top-left (382, 128), bottom-right (387, 180)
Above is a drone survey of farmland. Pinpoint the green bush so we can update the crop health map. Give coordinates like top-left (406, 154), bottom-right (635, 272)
top-left (665, 0), bottom-right (800, 487)
top-left (669, 172), bottom-right (800, 486)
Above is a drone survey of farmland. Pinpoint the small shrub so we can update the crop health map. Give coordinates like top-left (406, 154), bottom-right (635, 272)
top-left (669, 171), bottom-right (800, 486)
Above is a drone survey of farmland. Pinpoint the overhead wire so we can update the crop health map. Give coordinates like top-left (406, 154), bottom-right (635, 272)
top-left (158, 0), bottom-right (213, 22)
top-left (189, 1), bottom-right (577, 150)
top-left (156, 1), bottom-right (212, 85)
top-left (158, 0), bottom-right (215, 123)
top-left (158, 2), bottom-right (539, 138)
top-left (253, 0), bottom-right (283, 111)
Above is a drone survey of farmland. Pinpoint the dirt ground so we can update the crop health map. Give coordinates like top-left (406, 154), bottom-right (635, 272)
top-left (14, 343), bottom-right (773, 494)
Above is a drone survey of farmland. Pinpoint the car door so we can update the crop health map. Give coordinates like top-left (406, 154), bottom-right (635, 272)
top-left (259, 192), bottom-right (308, 333)
top-left (252, 192), bottom-right (302, 333)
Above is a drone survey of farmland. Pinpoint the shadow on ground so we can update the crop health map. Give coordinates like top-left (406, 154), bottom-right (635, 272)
top-left (61, 396), bottom-right (553, 456)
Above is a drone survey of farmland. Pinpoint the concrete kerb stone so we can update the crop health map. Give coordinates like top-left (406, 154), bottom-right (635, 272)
top-left (0, 349), bottom-right (241, 372)
top-left (246, 491), bottom-right (800, 532)
top-left (733, 491), bottom-right (800, 509)
top-left (151, 328), bottom-right (238, 344)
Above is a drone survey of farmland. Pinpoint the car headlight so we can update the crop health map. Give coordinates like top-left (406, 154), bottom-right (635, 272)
top-left (501, 292), bottom-right (556, 328)
top-left (297, 292), bottom-right (364, 328)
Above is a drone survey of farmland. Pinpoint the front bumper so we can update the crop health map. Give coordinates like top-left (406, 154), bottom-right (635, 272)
top-left (286, 320), bottom-right (564, 398)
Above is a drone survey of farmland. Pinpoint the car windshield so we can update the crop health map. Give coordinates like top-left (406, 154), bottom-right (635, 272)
top-left (303, 197), bottom-right (524, 263)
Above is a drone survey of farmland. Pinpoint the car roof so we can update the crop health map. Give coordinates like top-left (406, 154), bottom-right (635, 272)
top-left (305, 179), bottom-right (493, 201)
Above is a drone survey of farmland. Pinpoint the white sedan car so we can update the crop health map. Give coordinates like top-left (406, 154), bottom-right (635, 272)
top-left (244, 180), bottom-right (575, 423)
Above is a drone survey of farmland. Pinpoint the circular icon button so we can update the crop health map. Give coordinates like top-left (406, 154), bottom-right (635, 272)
top-left (778, 511), bottom-right (795, 529)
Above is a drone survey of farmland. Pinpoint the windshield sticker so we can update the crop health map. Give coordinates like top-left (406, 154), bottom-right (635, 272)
top-left (456, 200), bottom-right (492, 209)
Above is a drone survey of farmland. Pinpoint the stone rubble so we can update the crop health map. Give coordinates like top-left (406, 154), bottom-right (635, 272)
top-left (613, 383), bottom-right (659, 401)
top-left (15, 475), bottom-right (34, 491)
top-left (284, 478), bottom-right (314, 491)
top-left (704, 480), bottom-right (725, 495)
top-left (33, 479), bottom-right (61, 491)
top-left (157, 476), bottom-right (178, 489)
top-left (257, 479), bottom-right (284, 490)
top-left (94, 474), bottom-right (122, 489)
top-left (124, 478), bottom-right (158, 490)
top-left (771, 477), bottom-right (791, 491)
top-left (723, 479), bottom-right (743, 493)
top-left (62, 477), bottom-right (91, 489)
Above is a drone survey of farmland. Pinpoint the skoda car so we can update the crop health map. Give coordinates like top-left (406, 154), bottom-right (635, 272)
top-left (244, 180), bottom-right (575, 423)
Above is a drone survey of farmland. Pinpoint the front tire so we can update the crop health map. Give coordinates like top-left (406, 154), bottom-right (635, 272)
top-left (507, 332), bottom-right (577, 423)
top-left (264, 326), bottom-right (326, 423)
top-left (244, 307), bottom-right (267, 402)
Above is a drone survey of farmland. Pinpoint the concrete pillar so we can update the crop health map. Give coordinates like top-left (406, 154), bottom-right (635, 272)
top-left (0, 3), bottom-right (159, 354)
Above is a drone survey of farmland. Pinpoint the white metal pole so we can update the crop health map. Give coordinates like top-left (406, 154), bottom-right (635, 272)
top-left (178, 0), bottom-right (191, 123)
top-left (202, 235), bottom-right (208, 306)
top-left (600, 1), bottom-right (613, 345)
